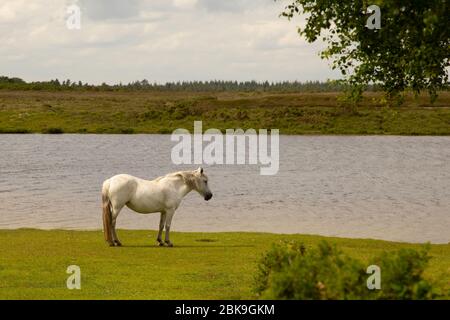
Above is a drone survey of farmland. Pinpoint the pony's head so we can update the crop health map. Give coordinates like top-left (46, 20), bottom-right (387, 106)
top-left (191, 167), bottom-right (213, 201)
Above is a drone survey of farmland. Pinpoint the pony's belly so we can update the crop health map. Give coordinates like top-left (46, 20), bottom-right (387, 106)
top-left (125, 200), bottom-right (162, 214)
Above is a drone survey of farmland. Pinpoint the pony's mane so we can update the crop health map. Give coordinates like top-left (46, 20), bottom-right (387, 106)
top-left (154, 170), bottom-right (196, 186)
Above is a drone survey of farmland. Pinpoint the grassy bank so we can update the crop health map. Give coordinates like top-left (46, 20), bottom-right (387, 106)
top-left (0, 229), bottom-right (448, 299)
top-left (0, 90), bottom-right (449, 135)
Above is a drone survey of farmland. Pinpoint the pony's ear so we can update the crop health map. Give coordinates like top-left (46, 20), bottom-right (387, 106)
top-left (197, 167), bottom-right (203, 174)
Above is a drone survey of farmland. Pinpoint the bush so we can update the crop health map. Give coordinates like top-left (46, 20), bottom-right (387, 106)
top-left (0, 128), bottom-right (30, 133)
top-left (119, 128), bottom-right (135, 134)
top-left (254, 241), bottom-right (437, 300)
top-left (42, 127), bottom-right (64, 134)
top-left (143, 110), bottom-right (162, 120)
top-left (370, 247), bottom-right (435, 300)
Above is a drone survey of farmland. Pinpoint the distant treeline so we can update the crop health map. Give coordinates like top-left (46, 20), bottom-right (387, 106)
top-left (0, 76), bottom-right (383, 92)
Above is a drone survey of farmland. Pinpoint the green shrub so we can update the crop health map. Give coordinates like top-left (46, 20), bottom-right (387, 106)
top-left (119, 128), bottom-right (135, 134)
top-left (0, 128), bottom-right (30, 133)
top-left (42, 127), bottom-right (64, 134)
top-left (254, 241), bottom-right (437, 300)
top-left (370, 247), bottom-right (435, 300)
top-left (143, 110), bottom-right (162, 120)
top-left (169, 102), bottom-right (194, 120)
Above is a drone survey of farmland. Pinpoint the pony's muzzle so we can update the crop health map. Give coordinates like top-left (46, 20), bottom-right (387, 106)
top-left (204, 192), bottom-right (213, 201)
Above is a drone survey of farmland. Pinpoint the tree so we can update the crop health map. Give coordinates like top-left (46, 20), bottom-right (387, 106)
top-left (280, 0), bottom-right (449, 104)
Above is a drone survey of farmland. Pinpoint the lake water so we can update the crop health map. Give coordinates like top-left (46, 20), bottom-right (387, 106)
top-left (0, 134), bottom-right (449, 243)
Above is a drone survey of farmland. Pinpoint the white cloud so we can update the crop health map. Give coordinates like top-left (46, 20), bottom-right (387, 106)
top-left (196, 0), bottom-right (264, 13)
top-left (173, 0), bottom-right (198, 9)
top-left (0, 0), bottom-right (340, 84)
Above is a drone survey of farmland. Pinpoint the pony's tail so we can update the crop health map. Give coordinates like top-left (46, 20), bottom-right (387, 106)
top-left (102, 181), bottom-right (114, 246)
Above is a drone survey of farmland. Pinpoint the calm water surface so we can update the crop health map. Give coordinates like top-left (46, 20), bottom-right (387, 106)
top-left (0, 134), bottom-right (449, 243)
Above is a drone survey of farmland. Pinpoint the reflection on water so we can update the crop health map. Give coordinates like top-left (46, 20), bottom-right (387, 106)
top-left (0, 134), bottom-right (449, 243)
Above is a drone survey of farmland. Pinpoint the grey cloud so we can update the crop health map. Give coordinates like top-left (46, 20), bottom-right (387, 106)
top-left (196, 0), bottom-right (268, 13)
top-left (78, 0), bottom-right (142, 20)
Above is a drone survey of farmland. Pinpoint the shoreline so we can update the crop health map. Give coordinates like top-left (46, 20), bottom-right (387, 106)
top-left (1, 228), bottom-right (448, 245)
top-left (2, 132), bottom-right (450, 136)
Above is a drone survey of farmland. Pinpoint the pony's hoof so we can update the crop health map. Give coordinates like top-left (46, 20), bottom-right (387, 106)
top-left (165, 242), bottom-right (174, 247)
top-left (158, 242), bottom-right (164, 247)
top-left (114, 241), bottom-right (122, 247)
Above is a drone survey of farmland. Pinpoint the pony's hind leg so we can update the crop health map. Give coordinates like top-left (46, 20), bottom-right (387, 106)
top-left (157, 211), bottom-right (166, 246)
top-left (111, 219), bottom-right (122, 246)
top-left (111, 204), bottom-right (124, 246)
top-left (164, 209), bottom-right (175, 247)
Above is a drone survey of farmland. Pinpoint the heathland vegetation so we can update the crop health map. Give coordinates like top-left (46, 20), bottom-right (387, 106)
top-left (0, 80), bottom-right (449, 135)
top-left (0, 229), bottom-right (448, 299)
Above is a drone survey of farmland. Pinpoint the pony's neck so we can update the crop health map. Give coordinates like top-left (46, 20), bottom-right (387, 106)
top-left (174, 172), bottom-right (195, 198)
top-left (178, 182), bottom-right (193, 198)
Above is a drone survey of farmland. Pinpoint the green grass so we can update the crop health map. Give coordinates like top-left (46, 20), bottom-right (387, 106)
top-left (0, 229), bottom-right (448, 300)
top-left (0, 90), bottom-right (449, 135)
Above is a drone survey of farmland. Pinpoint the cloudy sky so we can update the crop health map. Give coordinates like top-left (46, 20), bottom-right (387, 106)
top-left (0, 0), bottom-right (340, 84)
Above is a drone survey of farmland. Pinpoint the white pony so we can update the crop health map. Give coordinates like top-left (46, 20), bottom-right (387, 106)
top-left (102, 167), bottom-right (212, 247)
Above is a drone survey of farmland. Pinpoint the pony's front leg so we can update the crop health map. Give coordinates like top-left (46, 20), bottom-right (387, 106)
top-left (164, 209), bottom-right (175, 247)
top-left (157, 211), bottom-right (166, 246)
